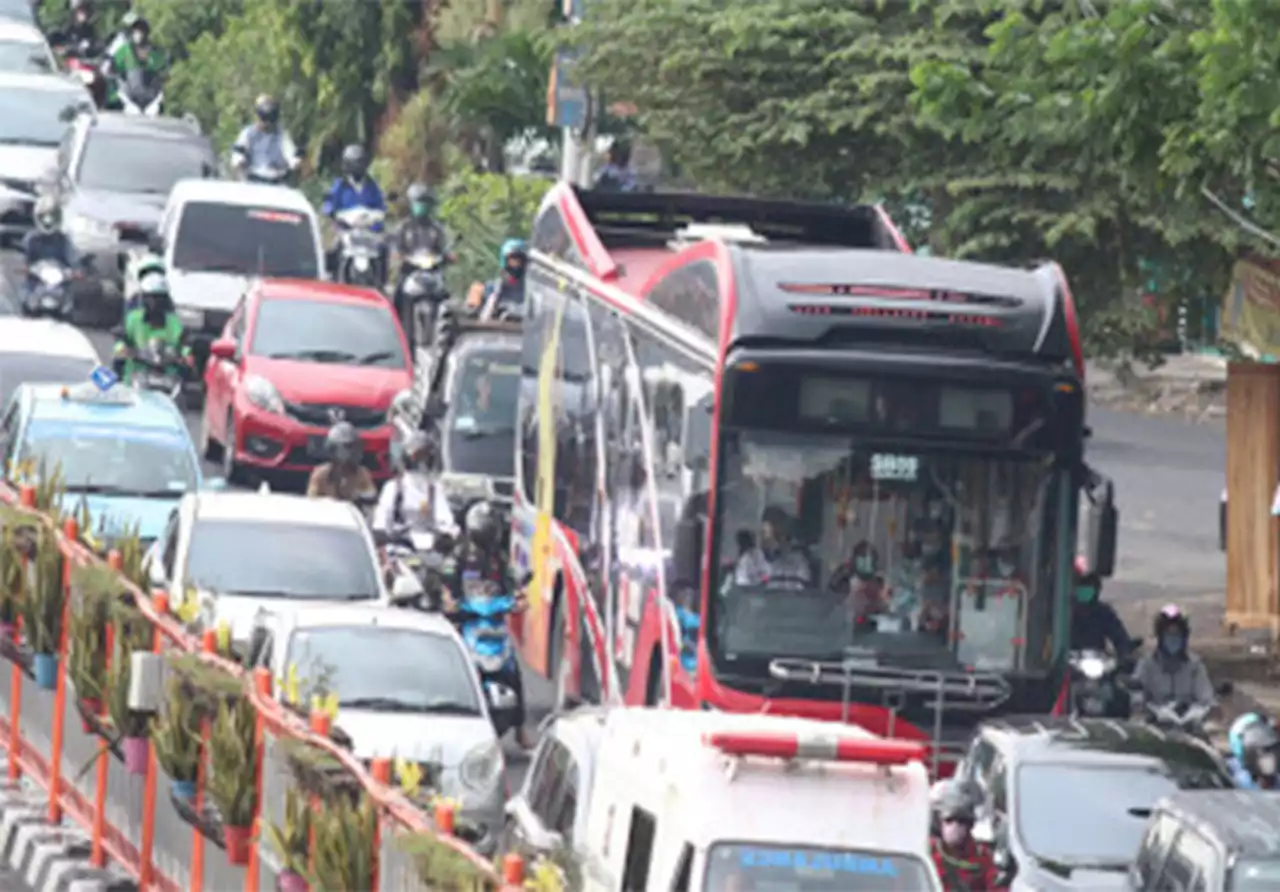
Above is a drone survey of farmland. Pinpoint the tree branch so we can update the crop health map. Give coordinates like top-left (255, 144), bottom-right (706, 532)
top-left (1201, 185), bottom-right (1280, 249)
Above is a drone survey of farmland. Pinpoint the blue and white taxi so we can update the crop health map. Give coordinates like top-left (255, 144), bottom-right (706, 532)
top-left (0, 373), bottom-right (219, 546)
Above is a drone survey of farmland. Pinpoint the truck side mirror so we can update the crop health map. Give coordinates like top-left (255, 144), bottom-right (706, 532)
top-left (1082, 472), bottom-right (1118, 578)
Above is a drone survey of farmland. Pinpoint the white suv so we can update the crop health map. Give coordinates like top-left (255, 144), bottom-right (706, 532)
top-left (145, 489), bottom-right (388, 646)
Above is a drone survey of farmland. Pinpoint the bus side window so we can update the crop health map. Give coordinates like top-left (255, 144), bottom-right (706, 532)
top-left (621, 806), bottom-right (657, 892)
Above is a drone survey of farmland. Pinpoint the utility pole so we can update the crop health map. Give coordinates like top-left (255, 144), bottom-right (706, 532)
top-left (555, 0), bottom-right (592, 186)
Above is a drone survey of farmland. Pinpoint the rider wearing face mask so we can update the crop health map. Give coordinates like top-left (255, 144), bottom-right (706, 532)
top-left (733, 505), bottom-right (812, 588)
top-left (1132, 605), bottom-right (1216, 710)
top-left (105, 13), bottom-right (164, 107)
top-left (475, 239), bottom-right (528, 320)
top-left (372, 431), bottom-right (458, 538)
top-left (22, 196), bottom-right (77, 282)
top-left (61, 0), bottom-right (100, 51)
top-left (231, 94), bottom-right (300, 181)
top-left (1070, 560), bottom-right (1134, 655)
top-left (306, 422), bottom-right (376, 503)
top-left (1228, 712), bottom-right (1280, 790)
top-left (930, 781), bottom-right (1003, 891)
top-left (113, 272), bottom-right (188, 382)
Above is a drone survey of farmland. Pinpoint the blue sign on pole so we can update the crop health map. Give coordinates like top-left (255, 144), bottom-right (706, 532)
top-left (549, 49), bottom-right (587, 130)
top-left (89, 365), bottom-right (118, 392)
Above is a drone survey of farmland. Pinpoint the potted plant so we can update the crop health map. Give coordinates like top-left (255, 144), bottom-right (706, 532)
top-left (114, 525), bottom-right (147, 593)
top-left (206, 696), bottom-right (258, 864)
top-left (23, 530), bottom-right (64, 690)
top-left (68, 567), bottom-right (115, 730)
top-left (106, 656), bottom-right (149, 773)
top-left (0, 514), bottom-right (30, 643)
top-left (401, 831), bottom-right (497, 890)
top-left (307, 793), bottom-right (377, 891)
top-left (268, 788), bottom-right (312, 892)
top-left (151, 673), bottom-right (201, 801)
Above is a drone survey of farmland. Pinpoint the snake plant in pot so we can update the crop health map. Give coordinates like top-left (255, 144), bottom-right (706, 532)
top-left (307, 792), bottom-right (376, 892)
top-left (268, 787), bottom-right (312, 892)
top-left (106, 656), bottom-right (149, 773)
top-left (68, 566), bottom-right (115, 730)
top-left (151, 673), bottom-right (202, 802)
top-left (206, 696), bottom-right (258, 864)
top-left (0, 514), bottom-right (31, 643)
top-left (23, 529), bottom-right (64, 690)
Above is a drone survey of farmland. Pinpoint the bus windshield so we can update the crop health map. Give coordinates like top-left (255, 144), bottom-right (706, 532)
top-left (707, 428), bottom-right (1065, 677)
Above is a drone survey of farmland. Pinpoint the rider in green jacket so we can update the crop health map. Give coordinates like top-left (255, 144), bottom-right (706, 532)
top-left (104, 14), bottom-right (166, 109)
top-left (113, 272), bottom-right (190, 384)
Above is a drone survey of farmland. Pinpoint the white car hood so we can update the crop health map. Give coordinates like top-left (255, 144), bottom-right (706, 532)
top-left (202, 591), bottom-right (380, 643)
top-left (0, 145), bottom-right (57, 186)
top-left (169, 269), bottom-right (252, 312)
top-left (336, 710), bottom-right (495, 769)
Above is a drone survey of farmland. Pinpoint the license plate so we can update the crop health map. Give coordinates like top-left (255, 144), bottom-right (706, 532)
top-left (305, 436), bottom-right (328, 460)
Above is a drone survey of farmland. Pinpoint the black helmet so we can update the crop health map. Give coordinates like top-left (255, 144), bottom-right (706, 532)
top-left (1153, 603), bottom-right (1190, 638)
top-left (1241, 717), bottom-right (1280, 776)
top-left (464, 501), bottom-right (498, 548)
top-left (325, 421), bottom-right (361, 465)
top-left (932, 780), bottom-right (978, 824)
top-left (341, 144), bottom-right (368, 180)
top-left (254, 93), bottom-right (279, 125)
top-left (129, 15), bottom-right (150, 41)
top-left (70, 0), bottom-right (93, 16)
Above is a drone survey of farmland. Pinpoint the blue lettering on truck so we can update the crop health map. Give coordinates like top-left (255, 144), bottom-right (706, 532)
top-left (737, 847), bottom-right (899, 876)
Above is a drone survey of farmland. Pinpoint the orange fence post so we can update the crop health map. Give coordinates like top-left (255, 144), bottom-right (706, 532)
top-left (244, 667), bottom-right (271, 892)
top-left (18, 485), bottom-right (34, 508)
top-left (502, 852), bottom-right (526, 887)
top-left (435, 800), bottom-right (456, 836)
top-left (370, 757), bottom-right (391, 891)
top-left (90, 621), bottom-right (113, 868)
top-left (308, 708), bottom-right (331, 737)
top-left (106, 549), bottom-right (122, 572)
top-left (138, 591), bottom-right (168, 890)
top-left (6, 616), bottom-right (20, 782)
top-left (47, 517), bottom-right (78, 824)
top-left (190, 631), bottom-right (216, 892)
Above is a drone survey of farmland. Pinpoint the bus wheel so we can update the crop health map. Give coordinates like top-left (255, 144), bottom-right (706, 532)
top-left (644, 650), bottom-right (667, 707)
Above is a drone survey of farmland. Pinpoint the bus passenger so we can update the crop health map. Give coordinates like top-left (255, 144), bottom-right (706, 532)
top-left (734, 506), bottom-right (812, 588)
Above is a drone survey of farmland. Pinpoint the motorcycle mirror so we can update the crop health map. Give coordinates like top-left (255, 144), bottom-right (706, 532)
top-left (1217, 681), bottom-right (1235, 697)
top-left (434, 533), bottom-right (455, 555)
top-left (108, 324), bottom-right (125, 339)
top-left (386, 190), bottom-right (400, 204)
top-left (147, 233), bottom-right (164, 254)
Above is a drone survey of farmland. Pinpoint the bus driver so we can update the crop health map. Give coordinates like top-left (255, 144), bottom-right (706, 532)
top-left (733, 506), bottom-right (813, 588)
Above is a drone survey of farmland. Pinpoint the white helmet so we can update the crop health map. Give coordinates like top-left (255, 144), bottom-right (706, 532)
top-left (138, 270), bottom-right (169, 296)
top-left (34, 196), bottom-right (58, 233)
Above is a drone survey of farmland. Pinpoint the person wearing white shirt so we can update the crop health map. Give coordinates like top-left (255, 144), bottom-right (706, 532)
top-left (372, 431), bottom-right (458, 537)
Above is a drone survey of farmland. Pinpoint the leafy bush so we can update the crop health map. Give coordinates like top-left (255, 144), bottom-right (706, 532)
top-left (437, 170), bottom-right (551, 296)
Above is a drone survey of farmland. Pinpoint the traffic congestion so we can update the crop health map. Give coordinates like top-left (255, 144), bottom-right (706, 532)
top-left (0, 2), bottom-right (1269, 891)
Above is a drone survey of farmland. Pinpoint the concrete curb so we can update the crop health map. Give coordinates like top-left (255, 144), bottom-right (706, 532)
top-left (0, 781), bottom-right (136, 892)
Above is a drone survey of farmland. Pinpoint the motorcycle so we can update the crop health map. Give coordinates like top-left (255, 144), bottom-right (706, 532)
top-left (385, 528), bottom-right (455, 611)
top-left (56, 38), bottom-right (107, 108)
top-left (452, 579), bottom-right (522, 738)
top-left (118, 68), bottom-right (163, 117)
top-left (130, 337), bottom-right (186, 405)
top-left (1068, 648), bottom-right (1134, 718)
top-left (1140, 699), bottom-right (1215, 740)
top-left (397, 250), bottom-right (449, 345)
top-left (333, 206), bottom-right (386, 288)
top-left (22, 258), bottom-right (84, 320)
top-left (239, 161), bottom-right (294, 186)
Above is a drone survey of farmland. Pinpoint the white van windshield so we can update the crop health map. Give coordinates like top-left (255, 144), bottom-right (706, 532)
top-left (703, 843), bottom-right (935, 891)
top-left (172, 201), bottom-right (318, 279)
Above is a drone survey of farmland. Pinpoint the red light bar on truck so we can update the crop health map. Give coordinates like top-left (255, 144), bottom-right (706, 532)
top-left (704, 731), bottom-right (927, 765)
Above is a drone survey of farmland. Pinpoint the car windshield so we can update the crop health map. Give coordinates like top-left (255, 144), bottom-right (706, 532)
top-left (185, 519), bottom-right (379, 601)
top-left (0, 87), bottom-right (87, 146)
top-left (0, 0), bottom-right (34, 23)
top-left (0, 40), bottom-right (53, 74)
top-left (444, 344), bottom-right (518, 476)
top-left (708, 429), bottom-right (1063, 675)
top-left (703, 843), bottom-right (934, 891)
top-left (171, 202), bottom-right (318, 278)
top-left (77, 133), bottom-right (214, 194)
top-left (1016, 763), bottom-right (1229, 867)
top-left (250, 298), bottom-right (406, 369)
top-left (285, 626), bottom-right (482, 715)
top-left (1233, 859), bottom-right (1280, 891)
top-left (19, 419), bottom-right (198, 494)
top-left (0, 354), bottom-right (95, 405)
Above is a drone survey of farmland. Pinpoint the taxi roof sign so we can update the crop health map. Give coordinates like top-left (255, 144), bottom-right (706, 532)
top-left (90, 365), bottom-right (118, 392)
top-left (60, 376), bottom-right (136, 405)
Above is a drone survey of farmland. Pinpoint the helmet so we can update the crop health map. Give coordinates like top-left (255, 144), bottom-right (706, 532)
top-left (120, 10), bottom-right (140, 29)
top-left (33, 196), bottom-right (58, 233)
top-left (254, 94), bottom-right (279, 125)
top-left (406, 182), bottom-right (433, 216)
top-left (1153, 603), bottom-right (1190, 638)
top-left (402, 430), bottom-right (437, 471)
top-left (70, 0), bottom-right (92, 16)
top-left (1230, 712), bottom-right (1273, 759)
top-left (325, 421), bottom-right (361, 465)
top-left (931, 780), bottom-right (978, 824)
top-left (464, 501), bottom-right (498, 548)
top-left (138, 270), bottom-right (168, 297)
top-left (129, 15), bottom-right (150, 42)
top-left (341, 144), bottom-right (368, 180)
top-left (134, 252), bottom-right (164, 280)
top-left (1238, 715), bottom-right (1280, 777)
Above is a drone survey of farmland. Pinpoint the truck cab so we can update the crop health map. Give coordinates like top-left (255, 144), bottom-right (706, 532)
top-left (504, 706), bottom-right (942, 891)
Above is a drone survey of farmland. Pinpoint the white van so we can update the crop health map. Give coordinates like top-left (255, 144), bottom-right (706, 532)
top-left (156, 179), bottom-right (325, 375)
top-left (504, 707), bottom-right (942, 891)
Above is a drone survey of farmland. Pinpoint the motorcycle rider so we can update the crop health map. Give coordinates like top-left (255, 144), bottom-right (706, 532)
top-left (472, 238), bottom-right (528, 320)
top-left (1228, 712), bottom-right (1280, 790)
top-left (594, 140), bottom-right (638, 192)
top-left (1070, 560), bottom-right (1135, 655)
top-left (105, 8), bottom-right (139, 58)
top-left (22, 197), bottom-right (78, 310)
top-left (321, 144), bottom-right (387, 283)
top-left (391, 182), bottom-right (449, 339)
top-left (930, 780), bottom-right (1003, 891)
top-left (451, 500), bottom-right (534, 749)
top-left (230, 94), bottom-right (300, 181)
top-left (733, 505), bottom-right (813, 588)
top-left (371, 430), bottom-right (458, 538)
top-left (1132, 605), bottom-right (1216, 712)
top-left (105, 13), bottom-right (164, 85)
top-left (306, 422), bottom-right (376, 503)
top-left (124, 251), bottom-right (165, 312)
top-left (57, 0), bottom-right (100, 52)
top-left (113, 272), bottom-right (189, 383)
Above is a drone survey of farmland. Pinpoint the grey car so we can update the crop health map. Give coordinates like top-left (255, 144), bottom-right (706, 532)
top-left (53, 112), bottom-right (217, 324)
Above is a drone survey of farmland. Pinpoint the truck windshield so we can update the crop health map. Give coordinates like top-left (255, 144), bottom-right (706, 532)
top-left (444, 343), bottom-right (519, 477)
top-left (703, 843), bottom-right (935, 891)
top-left (708, 429), bottom-right (1064, 676)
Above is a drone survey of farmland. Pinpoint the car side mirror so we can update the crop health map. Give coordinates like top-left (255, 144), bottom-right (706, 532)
top-left (209, 339), bottom-right (237, 362)
top-left (390, 575), bottom-right (424, 606)
top-left (1217, 681), bottom-right (1235, 697)
top-left (1082, 471), bottom-right (1118, 578)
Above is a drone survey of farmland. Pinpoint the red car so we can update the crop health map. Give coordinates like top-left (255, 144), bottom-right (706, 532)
top-left (199, 278), bottom-right (414, 483)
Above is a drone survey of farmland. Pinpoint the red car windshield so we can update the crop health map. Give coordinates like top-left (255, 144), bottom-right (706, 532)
top-left (249, 298), bottom-right (407, 370)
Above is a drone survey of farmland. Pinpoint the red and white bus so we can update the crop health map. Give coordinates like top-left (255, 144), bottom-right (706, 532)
top-left (509, 185), bottom-right (1117, 775)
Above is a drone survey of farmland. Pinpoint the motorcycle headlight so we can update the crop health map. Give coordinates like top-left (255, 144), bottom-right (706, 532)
top-left (460, 740), bottom-right (503, 792)
top-left (353, 255), bottom-right (371, 273)
top-left (1077, 656), bottom-right (1107, 680)
top-left (65, 214), bottom-right (114, 240)
top-left (244, 374), bottom-right (284, 415)
top-left (177, 307), bottom-right (204, 329)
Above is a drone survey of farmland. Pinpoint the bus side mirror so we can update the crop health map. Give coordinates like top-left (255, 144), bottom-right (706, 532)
top-left (673, 506), bottom-right (703, 590)
top-left (1082, 472), bottom-right (1117, 578)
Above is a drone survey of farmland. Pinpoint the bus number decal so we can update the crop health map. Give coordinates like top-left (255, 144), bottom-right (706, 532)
top-left (870, 453), bottom-right (919, 482)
